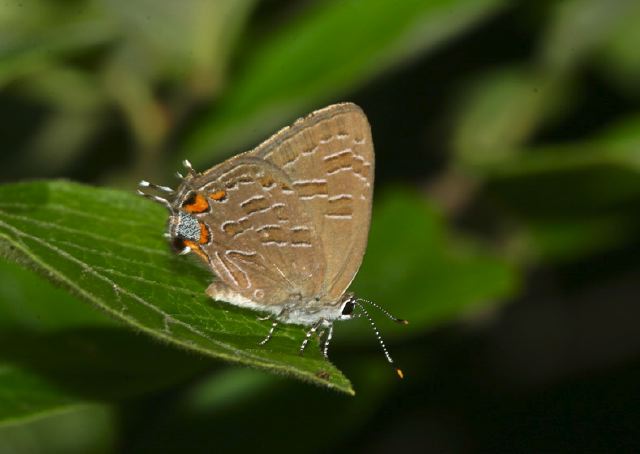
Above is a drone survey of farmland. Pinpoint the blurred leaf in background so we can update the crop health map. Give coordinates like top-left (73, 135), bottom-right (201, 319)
top-left (350, 187), bottom-right (517, 338)
top-left (0, 405), bottom-right (116, 454)
top-left (185, 0), bottom-right (507, 166)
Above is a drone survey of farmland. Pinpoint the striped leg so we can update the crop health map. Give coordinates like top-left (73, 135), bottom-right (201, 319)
top-left (256, 308), bottom-right (289, 345)
top-left (259, 320), bottom-right (279, 345)
top-left (299, 319), bottom-right (324, 355)
top-left (322, 323), bottom-right (334, 358)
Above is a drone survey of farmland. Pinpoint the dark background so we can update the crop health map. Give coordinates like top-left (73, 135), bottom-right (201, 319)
top-left (1, 0), bottom-right (639, 452)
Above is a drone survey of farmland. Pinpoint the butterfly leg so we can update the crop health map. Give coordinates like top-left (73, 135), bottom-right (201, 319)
top-left (259, 320), bottom-right (279, 345)
top-left (299, 319), bottom-right (325, 356)
top-left (321, 323), bottom-right (334, 358)
top-left (258, 308), bottom-right (289, 345)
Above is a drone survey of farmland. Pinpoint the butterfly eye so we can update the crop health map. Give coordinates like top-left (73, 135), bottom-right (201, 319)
top-left (341, 300), bottom-right (355, 316)
top-left (182, 192), bottom-right (194, 203)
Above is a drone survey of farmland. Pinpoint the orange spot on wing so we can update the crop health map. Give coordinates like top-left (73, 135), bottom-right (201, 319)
top-left (198, 221), bottom-right (210, 244)
top-left (183, 193), bottom-right (209, 213)
top-left (209, 190), bottom-right (227, 201)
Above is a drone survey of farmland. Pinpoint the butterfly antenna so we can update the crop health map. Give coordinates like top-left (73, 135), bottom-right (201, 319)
top-left (354, 301), bottom-right (404, 379)
top-left (182, 159), bottom-right (196, 177)
top-left (139, 180), bottom-right (174, 194)
top-left (137, 181), bottom-right (174, 210)
top-left (357, 298), bottom-right (408, 325)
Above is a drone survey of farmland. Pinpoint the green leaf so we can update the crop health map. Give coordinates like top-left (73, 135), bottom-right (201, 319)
top-left (0, 327), bottom-right (207, 426)
top-left (0, 180), bottom-right (353, 394)
top-left (351, 188), bottom-right (518, 338)
top-left (0, 405), bottom-right (116, 454)
top-left (184, 0), bottom-right (505, 167)
top-left (480, 114), bottom-right (640, 184)
top-left (539, 0), bottom-right (637, 77)
top-left (0, 4), bottom-right (117, 87)
top-left (0, 362), bottom-right (80, 427)
top-left (480, 115), bottom-right (640, 262)
top-left (451, 67), bottom-right (570, 169)
top-left (0, 259), bottom-right (113, 332)
top-left (596, 2), bottom-right (640, 96)
top-left (474, 114), bottom-right (640, 180)
top-left (180, 367), bottom-right (277, 414)
top-left (101, 0), bottom-right (258, 91)
top-left (0, 260), bottom-right (209, 425)
top-left (520, 215), bottom-right (640, 263)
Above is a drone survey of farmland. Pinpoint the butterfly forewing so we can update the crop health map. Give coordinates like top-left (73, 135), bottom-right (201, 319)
top-left (249, 103), bottom-right (374, 304)
top-left (190, 159), bottom-right (326, 307)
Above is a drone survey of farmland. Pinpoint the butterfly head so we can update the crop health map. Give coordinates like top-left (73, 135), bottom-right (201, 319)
top-left (138, 161), bottom-right (211, 260)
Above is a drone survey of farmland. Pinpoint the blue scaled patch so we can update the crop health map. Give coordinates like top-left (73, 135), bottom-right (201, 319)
top-left (176, 213), bottom-right (200, 241)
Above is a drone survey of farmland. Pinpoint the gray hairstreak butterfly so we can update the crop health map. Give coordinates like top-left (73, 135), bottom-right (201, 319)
top-left (138, 103), bottom-right (407, 377)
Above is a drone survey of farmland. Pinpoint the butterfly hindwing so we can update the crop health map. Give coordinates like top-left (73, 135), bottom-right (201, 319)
top-left (249, 103), bottom-right (374, 304)
top-left (189, 158), bottom-right (326, 307)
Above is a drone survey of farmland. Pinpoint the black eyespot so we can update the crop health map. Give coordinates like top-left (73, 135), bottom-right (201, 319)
top-left (172, 237), bottom-right (186, 252)
top-left (341, 300), bottom-right (355, 315)
top-left (182, 191), bottom-right (197, 207)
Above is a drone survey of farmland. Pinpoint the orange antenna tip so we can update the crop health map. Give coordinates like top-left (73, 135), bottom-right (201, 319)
top-left (396, 368), bottom-right (404, 379)
top-left (399, 319), bottom-right (409, 325)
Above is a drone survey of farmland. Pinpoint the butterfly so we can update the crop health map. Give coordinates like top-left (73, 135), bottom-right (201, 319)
top-left (139, 103), bottom-right (406, 377)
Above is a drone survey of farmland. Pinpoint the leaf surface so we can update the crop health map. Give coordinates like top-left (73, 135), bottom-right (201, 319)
top-left (0, 181), bottom-right (353, 394)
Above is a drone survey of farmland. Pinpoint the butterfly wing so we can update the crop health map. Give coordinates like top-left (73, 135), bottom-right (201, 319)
top-left (189, 158), bottom-right (326, 308)
top-left (248, 103), bottom-right (374, 304)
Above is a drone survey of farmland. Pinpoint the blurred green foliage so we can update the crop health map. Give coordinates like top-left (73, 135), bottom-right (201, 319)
top-left (0, 0), bottom-right (639, 452)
